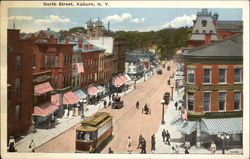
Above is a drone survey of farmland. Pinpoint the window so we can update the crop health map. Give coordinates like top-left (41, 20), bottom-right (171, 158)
top-left (234, 68), bottom-right (242, 82)
top-left (64, 54), bottom-right (67, 66)
top-left (15, 77), bottom-right (21, 94)
top-left (209, 30), bottom-right (213, 34)
top-left (203, 92), bottom-right (211, 112)
top-left (50, 55), bottom-right (54, 67)
top-left (202, 30), bottom-right (206, 34)
top-left (72, 76), bottom-right (75, 87)
top-left (219, 92), bottom-right (226, 111)
top-left (15, 105), bottom-right (20, 121)
top-left (16, 55), bottom-right (21, 69)
top-left (55, 56), bottom-right (58, 67)
top-left (202, 20), bottom-right (207, 27)
top-left (195, 30), bottom-right (199, 34)
top-left (187, 68), bottom-right (195, 83)
top-left (234, 92), bottom-right (241, 110)
top-left (203, 68), bottom-right (211, 83)
top-left (187, 92), bottom-right (194, 111)
top-left (32, 55), bottom-right (36, 68)
top-left (45, 55), bottom-right (49, 67)
top-left (219, 68), bottom-right (227, 83)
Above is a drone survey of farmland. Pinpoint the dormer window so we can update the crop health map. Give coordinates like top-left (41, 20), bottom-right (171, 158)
top-left (202, 30), bottom-right (206, 34)
top-left (195, 30), bottom-right (199, 34)
top-left (201, 20), bottom-right (207, 27)
top-left (209, 30), bottom-right (213, 34)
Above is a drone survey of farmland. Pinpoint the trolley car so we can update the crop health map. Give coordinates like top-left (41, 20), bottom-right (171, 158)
top-left (75, 112), bottom-right (113, 153)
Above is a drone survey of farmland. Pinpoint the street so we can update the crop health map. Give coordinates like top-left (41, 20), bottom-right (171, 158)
top-left (35, 60), bottom-right (177, 153)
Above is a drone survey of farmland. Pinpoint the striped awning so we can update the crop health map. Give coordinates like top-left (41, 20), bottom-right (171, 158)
top-left (178, 120), bottom-right (197, 135)
top-left (33, 102), bottom-right (58, 117)
top-left (87, 86), bottom-right (100, 95)
top-left (96, 85), bottom-right (106, 93)
top-left (201, 117), bottom-right (243, 135)
top-left (63, 91), bottom-right (81, 104)
top-left (73, 89), bottom-right (87, 99)
top-left (170, 115), bottom-right (184, 125)
top-left (112, 76), bottom-right (124, 87)
top-left (118, 73), bottom-right (128, 83)
top-left (34, 82), bottom-right (53, 95)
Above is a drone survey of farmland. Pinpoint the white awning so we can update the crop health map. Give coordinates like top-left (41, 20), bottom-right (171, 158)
top-left (178, 120), bottom-right (197, 135)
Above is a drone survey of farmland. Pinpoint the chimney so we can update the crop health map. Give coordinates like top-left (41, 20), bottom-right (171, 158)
top-left (205, 33), bottom-right (211, 44)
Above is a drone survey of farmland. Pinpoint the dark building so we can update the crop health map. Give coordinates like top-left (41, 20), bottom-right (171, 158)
top-left (7, 29), bottom-right (34, 137)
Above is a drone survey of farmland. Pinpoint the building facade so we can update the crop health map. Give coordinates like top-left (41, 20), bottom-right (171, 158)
top-left (183, 33), bottom-right (243, 146)
top-left (113, 38), bottom-right (126, 75)
top-left (7, 29), bottom-right (34, 137)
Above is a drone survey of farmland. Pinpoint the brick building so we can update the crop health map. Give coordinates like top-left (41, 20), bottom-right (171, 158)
top-left (113, 38), bottom-right (126, 75)
top-left (7, 29), bottom-right (34, 137)
top-left (182, 33), bottom-right (243, 147)
top-left (216, 21), bottom-right (243, 39)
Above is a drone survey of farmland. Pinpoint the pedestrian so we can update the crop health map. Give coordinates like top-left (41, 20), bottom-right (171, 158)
top-left (151, 134), bottom-right (156, 151)
top-left (166, 130), bottom-right (171, 145)
top-left (112, 94), bottom-right (115, 101)
top-left (108, 147), bottom-right (114, 153)
top-left (162, 129), bottom-right (167, 142)
top-left (51, 114), bottom-right (55, 128)
top-left (89, 145), bottom-right (93, 153)
top-left (185, 140), bottom-right (191, 149)
top-left (127, 136), bottom-right (133, 154)
top-left (136, 101), bottom-right (139, 109)
top-left (8, 136), bottom-right (17, 152)
top-left (175, 145), bottom-right (179, 154)
top-left (109, 93), bottom-right (111, 101)
top-left (210, 141), bottom-right (216, 154)
top-left (175, 101), bottom-right (178, 110)
top-left (108, 101), bottom-right (112, 107)
top-left (140, 138), bottom-right (146, 154)
top-left (29, 139), bottom-right (35, 152)
top-left (103, 100), bottom-right (107, 108)
top-left (171, 146), bottom-right (175, 154)
top-left (184, 146), bottom-right (189, 154)
top-left (137, 134), bottom-right (143, 149)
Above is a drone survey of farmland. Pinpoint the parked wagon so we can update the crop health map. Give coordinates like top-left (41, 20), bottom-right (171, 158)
top-left (111, 96), bottom-right (124, 109)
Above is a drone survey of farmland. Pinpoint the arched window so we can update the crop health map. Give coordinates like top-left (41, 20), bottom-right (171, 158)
top-left (209, 30), bottom-right (213, 34)
top-left (202, 20), bottom-right (207, 27)
top-left (202, 30), bottom-right (206, 34)
top-left (195, 30), bottom-right (199, 34)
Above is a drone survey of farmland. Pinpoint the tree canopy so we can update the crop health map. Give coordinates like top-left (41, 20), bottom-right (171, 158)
top-left (112, 27), bottom-right (191, 60)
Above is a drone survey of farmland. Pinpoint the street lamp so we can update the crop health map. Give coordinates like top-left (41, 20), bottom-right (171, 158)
top-left (161, 99), bottom-right (165, 124)
top-left (170, 84), bottom-right (174, 101)
top-left (217, 133), bottom-right (230, 154)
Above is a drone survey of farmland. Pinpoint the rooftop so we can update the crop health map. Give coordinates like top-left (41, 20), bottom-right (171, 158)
top-left (183, 33), bottom-right (242, 57)
top-left (216, 20), bottom-right (243, 32)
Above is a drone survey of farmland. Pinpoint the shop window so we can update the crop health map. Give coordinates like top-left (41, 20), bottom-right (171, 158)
top-left (203, 68), bottom-right (211, 83)
top-left (203, 92), bottom-right (211, 112)
top-left (219, 68), bottom-right (227, 83)
top-left (234, 92), bottom-right (241, 110)
top-left (187, 68), bottom-right (195, 83)
top-left (15, 77), bottom-right (21, 94)
top-left (16, 55), bottom-right (21, 69)
top-left (187, 92), bottom-right (194, 111)
top-left (234, 68), bottom-right (242, 83)
top-left (15, 105), bottom-right (20, 121)
top-left (219, 92), bottom-right (226, 111)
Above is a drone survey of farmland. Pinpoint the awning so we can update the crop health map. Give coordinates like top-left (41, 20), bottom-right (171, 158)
top-left (64, 91), bottom-right (81, 104)
top-left (201, 117), bottom-right (243, 135)
top-left (87, 86), bottom-right (100, 95)
top-left (96, 85), bottom-right (106, 94)
top-left (112, 76), bottom-right (124, 87)
top-left (123, 73), bottom-right (131, 81)
top-left (118, 74), bottom-right (128, 83)
top-left (170, 115), bottom-right (184, 125)
top-left (73, 89), bottom-right (87, 99)
top-left (34, 82), bottom-right (53, 94)
top-left (33, 102), bottom-right (58, 117)
top-left (178, 120), bottom-right (197, 135)
top-left (76, 63), bottom-right (84, 73)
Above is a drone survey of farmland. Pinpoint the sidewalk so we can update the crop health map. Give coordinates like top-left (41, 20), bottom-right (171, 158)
top-left (15, 72), bottom-right (153, 152)
top-left (153, 87), bottom-right (243, 155)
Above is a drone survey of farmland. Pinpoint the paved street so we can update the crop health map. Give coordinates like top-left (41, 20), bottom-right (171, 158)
top-left (34, 60), bottom-right (176, 153)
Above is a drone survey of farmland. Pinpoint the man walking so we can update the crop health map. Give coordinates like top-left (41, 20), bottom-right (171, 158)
top-left (151, 134), bottom-right (156, 151)
top-left (103, 100), bottom-right (107, 108)
top-left (166, 130), bottom-right (171, 145)
top-left (175, 101), bottom-right (178, 110)
top-left (162, 129), bottom-right (167, 143)
top-left (140, 138), bottom-right (146, 154)
top-left (136, 101), bottom-right (139, 109)
top-left (137, 134), bottom-right (143, 149)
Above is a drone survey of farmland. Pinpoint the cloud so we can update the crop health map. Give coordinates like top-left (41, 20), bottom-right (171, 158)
top-left (163, 14), bottom-right (196, 28)
top-left (103, 13), bottom-right (145, 23)
top-left (8, 16), bottom-right (33, 21)
top-left (35, 15), bottom-right (70, 24)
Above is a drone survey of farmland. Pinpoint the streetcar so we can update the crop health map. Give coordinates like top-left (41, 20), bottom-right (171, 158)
top-left (75, 112), bottom-right (113, 153)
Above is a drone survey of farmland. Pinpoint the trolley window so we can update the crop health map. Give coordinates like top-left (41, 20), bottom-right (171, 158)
top-left (76, 131), bottom-right (97, 141)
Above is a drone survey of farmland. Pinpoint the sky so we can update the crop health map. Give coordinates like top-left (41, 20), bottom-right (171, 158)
top-left (8, 8), bottom-right (242, 33)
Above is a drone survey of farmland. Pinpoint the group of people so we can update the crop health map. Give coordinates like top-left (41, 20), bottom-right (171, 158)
top-left (135, 101), bottom-right (151, 114)
top-left (161, 129), bottom-right (171, 145)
